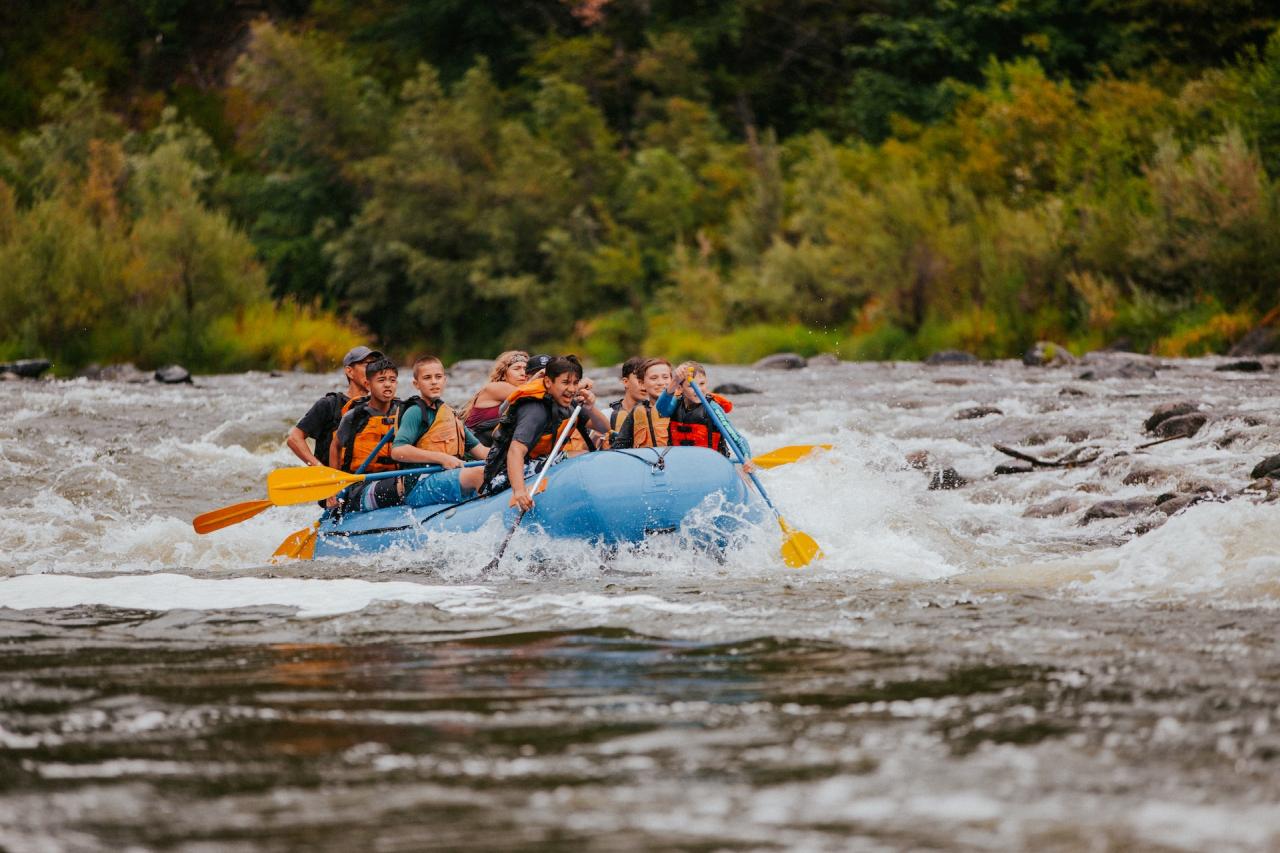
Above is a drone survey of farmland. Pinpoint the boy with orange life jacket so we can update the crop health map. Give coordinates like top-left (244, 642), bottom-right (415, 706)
top-left (387, 355), bottom-right (489, 506)
top-left (329, 358), bottom-right (400, 511)
top-left (654, 361), bottom-right (751, 460)
top-left (613, 358), bottom-right (674, 449)
top-left (286, 345), bottom-right (383, 467)
top-left (481, 355), bottom-right (611, 510)
top-left (602, 356), bottom-right (647, 447)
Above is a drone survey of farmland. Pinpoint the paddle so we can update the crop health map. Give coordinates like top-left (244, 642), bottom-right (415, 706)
top-left (267, 461), bottom-right (485, 506)
top-left (687, 379), bottom-right (821, 568)
top-left (193, 499), bottom-right (274, 534)
top-left (751, 444), bottom-right (833, 469)
top-left (483, 403), bottom-right (583, 574)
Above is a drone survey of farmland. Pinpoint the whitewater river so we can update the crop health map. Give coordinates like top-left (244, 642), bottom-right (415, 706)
top-left (1, 356), bottom-right (1278, 851)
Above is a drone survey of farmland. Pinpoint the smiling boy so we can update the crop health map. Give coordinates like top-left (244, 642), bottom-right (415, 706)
top-left (389, 355), bottom-right (489, 505)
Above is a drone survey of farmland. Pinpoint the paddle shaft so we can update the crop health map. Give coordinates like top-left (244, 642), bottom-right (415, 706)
top-left (687, 381), bottom-right (780, 516)
top-left (485, 403), bottom-right (583, 572)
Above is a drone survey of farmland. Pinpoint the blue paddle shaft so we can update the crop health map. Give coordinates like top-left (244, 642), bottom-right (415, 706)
top-left (687, 381), bottom-right (780, 516)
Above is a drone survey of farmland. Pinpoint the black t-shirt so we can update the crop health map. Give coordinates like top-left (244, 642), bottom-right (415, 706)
top-left (295, 392), bottom-right (349, 463)
top-left (510, 400), bottom-right (583, 449)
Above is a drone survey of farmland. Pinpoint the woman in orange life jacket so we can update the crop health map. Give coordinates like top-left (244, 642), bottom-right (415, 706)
top-left (329, 357), bottom-right (401, 512)
top-left (599, 356), bottom-right (648, 448)
top-left (480, 355), bottom-right (611, 511)
top-left (612, 358), bottom-right (674, 449)
top-left (654, 361), bottom-right (753, 463)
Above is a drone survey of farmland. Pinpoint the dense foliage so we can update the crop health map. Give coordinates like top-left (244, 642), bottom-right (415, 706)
top-left (3, 1), bottom-right (1280, 368)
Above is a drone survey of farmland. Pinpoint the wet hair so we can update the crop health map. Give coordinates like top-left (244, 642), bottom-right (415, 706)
top-left (364, 357), bottom-right (398, 379)
top-left (620, 356), bottom-right (646, 380)
top-left (545, 354), bottom-right (584, 381)
top-left (412, 355), bottom-right (443, 376)
top-left (638, 357), bottom-right (672, 380)
top-left (489, 350), bottom-right (529, 383)
top-left (674, 360), bottom-right (706, 382)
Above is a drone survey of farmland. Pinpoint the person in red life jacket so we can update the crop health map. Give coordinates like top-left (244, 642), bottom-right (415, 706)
top-left (654, 361), bottom-right (752, 462)
top-left (386, 355), bottom-right (490, 506)
top-left (329, 358), bottom-right (401, 512)
top-left (460, 350), bottom-right (528, 446)
top-left (285, 345), bottom-right (383, 467)
top-left (613, 358), bottom-right (674, 449)
top-left (480, 355), bottom-right (611, 510)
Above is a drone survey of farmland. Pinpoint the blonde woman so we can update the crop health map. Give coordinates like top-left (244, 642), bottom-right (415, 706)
top-left (462, 351), bottom-right (528, 444)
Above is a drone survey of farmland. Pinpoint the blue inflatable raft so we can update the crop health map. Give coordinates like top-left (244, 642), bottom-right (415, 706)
top-left (311, 447), bottom-right (766, 559)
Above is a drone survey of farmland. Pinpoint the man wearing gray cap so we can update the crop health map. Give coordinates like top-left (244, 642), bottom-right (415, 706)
top-left (285, 346), bottom-right (385, 467)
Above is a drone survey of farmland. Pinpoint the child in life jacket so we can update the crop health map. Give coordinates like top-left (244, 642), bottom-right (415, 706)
top-left (330, 358), bottom-right (401, 512)
top-left (613, 358), bottom-right (673, 449)
top-left (481, 355), bottom-right (611, 510)
top-left (388, 355), bottom-right (489, 506)
top-left (600, 356), bottom-right (647, 448)
top-left (654, 361), bottom-right (751, 460)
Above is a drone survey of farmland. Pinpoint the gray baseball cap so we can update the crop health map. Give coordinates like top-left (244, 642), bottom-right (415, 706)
top-left (342, 346), bottom-right (385, 367)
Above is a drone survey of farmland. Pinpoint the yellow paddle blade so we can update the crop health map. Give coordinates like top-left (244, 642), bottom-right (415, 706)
top-left (271, 523), bottom-right (318, 563)
top-left (266, 466), bottom-right (363, 505)
top-left (193, 500), bottom-right (273, 535)
top-left (752, 444), bottom-right (833, 470)
top-left (778, 518), bottom-right (821, 569)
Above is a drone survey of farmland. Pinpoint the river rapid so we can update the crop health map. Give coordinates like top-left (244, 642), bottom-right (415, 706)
top-left (1, 356), bottom-right (1278, 851)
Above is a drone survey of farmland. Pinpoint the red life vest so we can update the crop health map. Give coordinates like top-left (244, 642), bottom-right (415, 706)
top-left (668, 394), bottom-right (732, 450)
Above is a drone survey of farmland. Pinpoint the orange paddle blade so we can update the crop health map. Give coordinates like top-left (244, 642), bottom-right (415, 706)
top-left (193, 499), bottom-right (273, 535)
top-left (751, 444), bottom-right (833, 470)
top-left (271, 523), bottom-right (318, 563)
top-left (267, 466), bottom-right (363, 505)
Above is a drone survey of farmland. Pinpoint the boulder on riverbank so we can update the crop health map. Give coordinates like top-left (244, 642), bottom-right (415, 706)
top-left (0, 358), bottom-right (52, 379)
top-left (753, 352), bottom-right (807, 370)
top-left (1023, 342), bottom-right (1076, 367)
top-left (154, 364), bottom-right (192, 384)
top-left (925, 350), bottom-right (978, 366)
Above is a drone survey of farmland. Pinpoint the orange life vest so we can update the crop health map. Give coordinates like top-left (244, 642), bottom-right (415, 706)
top-left (411, 398), bottom-right (466, 458)
top-left (668, 394), bottom-right (732, 450)
top-left (338, 399), bottom-right (400, 473)
top-left (628, 402), bottom-right (670, 448)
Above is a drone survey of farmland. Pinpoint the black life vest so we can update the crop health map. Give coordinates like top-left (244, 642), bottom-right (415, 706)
top-left (481, 380), bottom-right (593, 490)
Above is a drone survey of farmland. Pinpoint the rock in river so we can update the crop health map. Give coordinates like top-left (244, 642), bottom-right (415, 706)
top-left (1144, 401), bottom-right (1202, 433)
top-left (925, 350), bottom-right (978, 366)
top-left (1023, 342), bottom-right (1076, 367)
top-left (1076, 358), bottom-right (1157, 381)
top-left (955, 406), bottom-right (1003, 420)
top-left (713, 383), bottom-right (760, 395)
top-left (0, 358), bottom-right (52, 379)
top-left (928, 467), bottom-right (967, 490)
top-left (1213, 360), bottom-right (1264, 373)
top-left (1080, 496), bottom-right (1158, 524)
top-left (154, 364), bottom-right (193, 384)
top-left (1250, 453), bottom-right (1280, 480)
top-left (753, 352), bottom-right (807, 370)
top-left (1152, 412), bottom-right (1208, 439)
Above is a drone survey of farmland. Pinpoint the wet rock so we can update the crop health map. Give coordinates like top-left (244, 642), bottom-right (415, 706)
top-left (928, 467), bottom-right (967, 490)
top-left (0, 371), bottom-right (19, 382)
top-left (1064, 429), bottom-right (1091, 443)
top-left (1058, 386), bottom-right (1088, 397)
top-left (269, 370), bottom-right (284, 377)
top-left (1080, 496), bottom-right (1158, 524)
top-left (1213, 430), bottom-right (1244, 449)
top-left (1022, 341), bottom-right (1077, 367)
top-left (1155, 494), bottom-right (1201, 516)
top-left (1023, 496), bottom-right (1083, 518)
top-left (1144, 401), bottom-right (1202, 433)
top-left (450, 359), bottom-right (494, 373)
top-left (807, 353), bottom-right (841, 367)
top-left (995, 463), bottom-right (1034, 475)
top-left (1076, 359), bottom-right (1157, 381)
top-left (81, 362), bottom-right (151, 383)
top-left (955, 405), bottom-right (1003, 420)
top-left (1228, 309), bottom-right (1280, 356)
top-left (925, 350), bottom-right (978, 366)
top-left (1023, 432), bottom-right (1051, 446)
top-left (713, 383), bottom-right (760, 396)
top-left (154, 364), bottom-right (192, 384)
top-left (905, 450), bottom-right (933, 470)
top-left (1250, 453), bottom-right (1280, 480)
top-left (753, 352), bottom-right (807, 370)
top-left (1214, 360), bottom-right (1263, 373)
top-left (1153, 412), bottom-right (1208, 439)
top-left (1122, 466), bottom-right (1173, 486)
top-left (0, 358), bottom-right (52, 379)
top-left (933, 377), bottom-right (970, 386)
